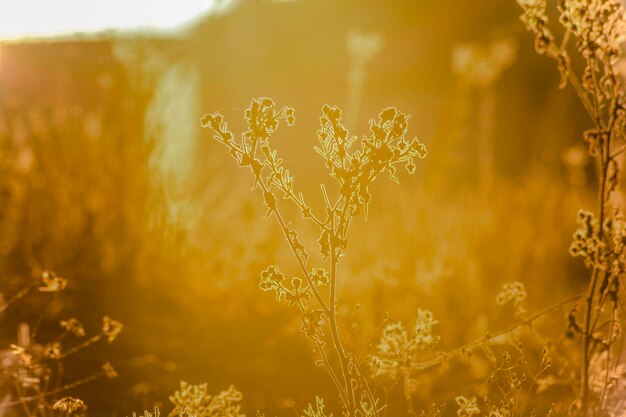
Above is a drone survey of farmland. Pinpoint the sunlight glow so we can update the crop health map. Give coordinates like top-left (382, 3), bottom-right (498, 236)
top-left (0, 0), bottom-right (220, 40)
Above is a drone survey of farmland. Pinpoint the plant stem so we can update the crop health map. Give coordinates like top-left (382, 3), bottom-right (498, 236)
top-left (413, 295), bottom-right (585, 371)
top-left (329, 244), bottom-right (355, 415)
top-left (0, 283), bottom-right (37, 315)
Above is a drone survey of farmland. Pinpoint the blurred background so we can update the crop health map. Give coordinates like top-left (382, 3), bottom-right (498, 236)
top-left (0, 0), bottom-right (606, 415)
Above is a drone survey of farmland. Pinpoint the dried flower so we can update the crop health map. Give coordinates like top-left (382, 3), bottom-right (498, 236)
top-left (559, 0), bottom-right (626, 61)
top-left (44, 342), bottom-right (62, 359)
top-left (53, 397), bottom-right (85, 414)
top-left (310, 268), bottom-right (329, 287)
top-left (202, 99), bottom-right (428, 417)
top-left (131, 406), bottom-right (162, 417)
top-left (413, 309), bottom-right (440, 349)
top-left (302, 397), bottom-right (333, 417)
top-left (300, 309), bottom-right (327, 341)
top-left (259, 265), bottom-right (286, 300)
top-left (39, 271), bottom-right (67, 292)
top-left (169, 382), bottom-right (244, 417)
top-left (371, 309), bottom-right (440, 380)
top-left (60, 318), bottom-right (86, 337)
top-left (102, 361), bottom-right (118, 378)
top-left (455, 396), bottom-right (480, 417)
top-left (519, 0), bottom-right (555, 55)
top-left (102, 316), bottom-right (123, 343)
top-left (496, 282), bottom-right (528, 316)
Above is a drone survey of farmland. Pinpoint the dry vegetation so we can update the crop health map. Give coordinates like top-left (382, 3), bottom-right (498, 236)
top-left (1, 0), bottom-right (626, 416)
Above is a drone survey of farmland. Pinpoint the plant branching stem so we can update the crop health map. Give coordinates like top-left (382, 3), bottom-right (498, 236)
top-left (413, 295), bottom-right (585, 372)
top-left (2, 373), bottom-right (102, 408)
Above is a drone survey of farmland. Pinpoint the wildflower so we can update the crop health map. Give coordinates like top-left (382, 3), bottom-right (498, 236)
top-left (53, 397), bottom-right (85, 414)
top-left (310, 268), bottom-right (329, 286)
top-left (455, 396), bottom-right (480, 417)
top-left (496, 281), bottom-right (528, 318)
top-left (242, 98), bottom-right (294, 142)
top-left (413, 309), bottom-right (440, 349)
top-left (300, 309), bottom-right (326, 340)
top-left (558, 0), bottom-right (626, 61)
top-left (302, 397), bottom-right (333, 417)
top-left (495, 282), bottom-right (527, 306)
top-left (259, 265), bottom-right (284, 293)
top-left (102, 316), bottom-right (123, 343)
top-left (284, 107), bottom-right (295, 126)
top-left (102, 361), bottom-right (118, 378)
top-left (44, 342), bottom-right (62, 359)
top-left (60, 318), bottom-right (86, 337)
top-left (202, 99), bottom-right (428, 417)
top-left (169, 382), bottom-right (244, 417)
top-left (371, 309), bottom-right (440, 380)
top-left (371, 321), bottom-right (410, 379)
top-left (284, 277), bottom-right (310, 306)
top-left (131, 406), bottom-right (161, 417)
top-left (518, 0), bottom-right (554, 54)
top-left (200, 113), bottom-right (222, 130)
top-left (568, 209), bottom-right (626, 272)
top-left (39, 271), bottom-right (67, 292)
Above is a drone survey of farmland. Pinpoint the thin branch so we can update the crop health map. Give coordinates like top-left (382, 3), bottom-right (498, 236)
top-left (412, 295), bottom-right (585, 371)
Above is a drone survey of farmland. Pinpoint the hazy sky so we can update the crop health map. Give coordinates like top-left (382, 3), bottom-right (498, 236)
top-left (0, 0), bottom-right (220, 39)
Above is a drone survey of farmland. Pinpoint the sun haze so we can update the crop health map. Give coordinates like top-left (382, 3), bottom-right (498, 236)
top-left (0, 0), bottom-right (220, 39)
